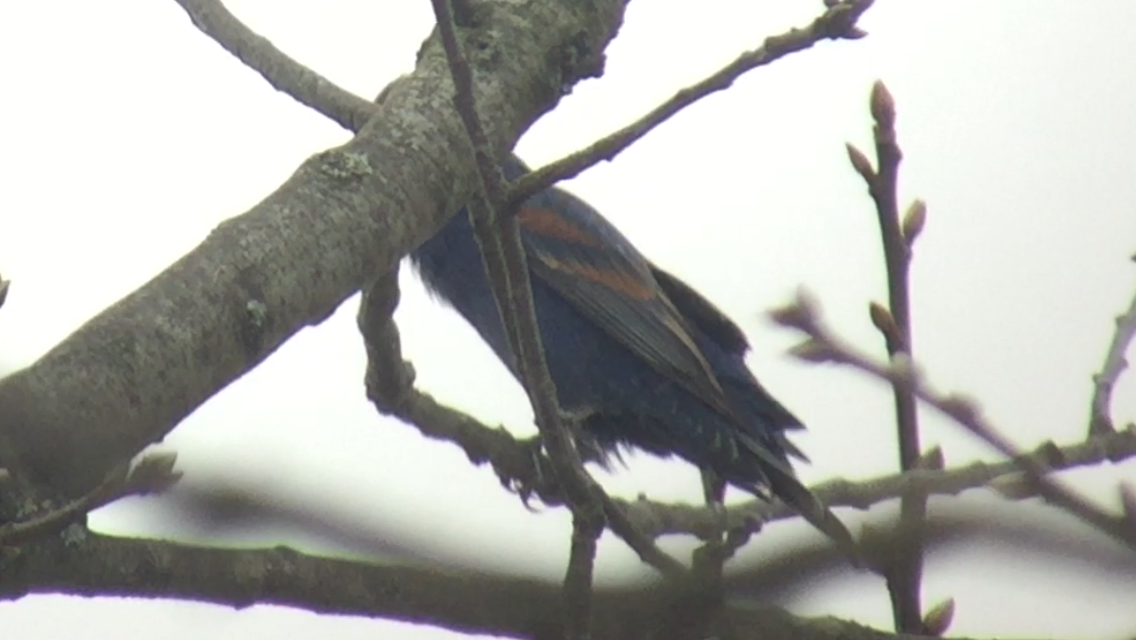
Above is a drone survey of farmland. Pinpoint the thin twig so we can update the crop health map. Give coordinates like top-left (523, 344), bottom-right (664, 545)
top-left (506, 0), bottom-right (877, 208)
top-left (772, 291), bottom-right (1136, 553)
top-left (171, 0), bottom-right (880, 243)
top-left (163, 425), bottom-right (1136, 612)
top-left (564, 512), bottom-right (604, 640)
top-left (1089, 273), bottom-right (1136, 434)
top-left (356, 246), bottom-right (1136, 559)
top-left (625, 424), bottom-right (1136, 538)
top-left (428, 0), bottom-right (597, 515)
top-left (169, 0), bottom-right (896, 585)
top-left (171, 0), bottom-right (376, 131)
top-left (861, 83), bottom-right (919, 470)
top-left (595, 494), bottom-right (687, 576)
top-left (428, 1), bottom-right (609, 634)
top-left (348, 0), bottom-right (689, 571)
top-left (357, 271), bottom-right (416, 413)
top-left (353, 280), bottom-right (1136, 547)
top-left (357, 269), bottom-right (688, 577)
top-left (358, 275), bottom-right (1136, 546)
top-left (0, 469), bottom-right (124, 546)
top-left (849, 80), bottom-right (927, 633)
top-left (0, 453), bottom-right (181, 546)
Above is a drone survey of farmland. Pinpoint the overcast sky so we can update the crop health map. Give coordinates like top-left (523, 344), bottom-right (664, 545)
top-left (2, 1), bottom-right (1136, 638)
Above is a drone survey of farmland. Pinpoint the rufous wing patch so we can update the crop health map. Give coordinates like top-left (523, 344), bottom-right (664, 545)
top-left (518, 207), bottom-right (604, 247)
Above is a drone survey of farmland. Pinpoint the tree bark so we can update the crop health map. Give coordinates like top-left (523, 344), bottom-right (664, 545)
top-left (0, 0), bottom-right (626, 503)
top-left (1, 531), bottom-right (1014, 640)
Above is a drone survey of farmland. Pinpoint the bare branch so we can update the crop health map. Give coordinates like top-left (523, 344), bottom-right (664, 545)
top-left (623, 425), bottom-right (1136, 537)
top-left (160, 0), bottom-right (891, 593)
top-left (723, 503), bottom-right (1136, 606)
top-left (1090, 271), bottom-right (1136, 434)
top-left (353, 282), bottom-right (1136, 544)
top-left (355, 249), bottom-right (688, 580)
top-left (2, 526), bottom-right (1067, 640)
top-left (850, 79), bottom-right (926, 633)
top-left (427, 0), bottom-right (615, 633)
top-left (508, 0), bottom-right (877, 207)
top-left (0, 0), bottom-right (628, 503)
top-left (772, 291), bottom-right (1136, 552)
top-left (564, 512), bottom-right (604, 640)
top-left (171, 0), bottom-right (376, 131)
top-left (426, 0), bottom-right (601, 514)
top-left (163, 0), bottom-right (687, 584)
top-left (595, 494), bottom-right (687, 575)
top-left (0, 452), bottom-right (180, 546)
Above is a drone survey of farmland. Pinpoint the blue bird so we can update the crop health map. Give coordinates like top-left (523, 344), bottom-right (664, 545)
top-left (410, 154), bottom-right (855, 555)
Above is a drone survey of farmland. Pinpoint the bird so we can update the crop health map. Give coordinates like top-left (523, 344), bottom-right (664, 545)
top-left (409, 154), bottom-right (856, 557)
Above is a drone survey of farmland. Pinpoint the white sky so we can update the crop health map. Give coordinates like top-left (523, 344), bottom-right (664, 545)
top-left (2, 1), bottom-right (1136, 638)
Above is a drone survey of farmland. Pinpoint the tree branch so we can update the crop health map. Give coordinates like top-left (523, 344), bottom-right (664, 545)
top-left (172, 0), bottom-right (375, 131)
top-left (347, 338), bottom-right (1136, 540)
top-left (3, 1), bottom-right (1125, 637)
top-left (772, 291), bottom-right (1136, 552)
top-left (0, 528), bottom-right (1061, 640)
top-left (349, 262), bottom-right (1136, 551)
top-left (848, 80), bottom-right (928, 633)
top-left (507, 0), bottom-right (876, 206)
top-left (1089, 267), bottom-right (1136, 434)
top-left (428, 0), bottom-right (612, 634)
top-left (353, 275), bottom-right (1136, 545)
top-left (356, 229), bottom-right (686, 582)
top-left (0, 0), bottom-right (628, 504)
top-left (626, 424), bottom-right (1136, 538)
top-left (0, 455), bottom-right (169, 546)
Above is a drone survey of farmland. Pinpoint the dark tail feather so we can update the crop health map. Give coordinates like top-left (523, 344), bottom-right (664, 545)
top-left (762, 462), bottom-right (863, 568)
top-left (701, 468), bottom-right (727, 505)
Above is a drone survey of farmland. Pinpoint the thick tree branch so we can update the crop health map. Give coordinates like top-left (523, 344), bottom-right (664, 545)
top-left (155, 470), bottom-right (1136, 611)
top-left (0, 529), bottom-right (1058, 640)
top-left (0, 0), bottom-right (628, 504)
top-left (2, 1), bottom-right (1124, 637)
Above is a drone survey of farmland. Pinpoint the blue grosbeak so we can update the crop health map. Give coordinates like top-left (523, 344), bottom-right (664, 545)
top-left (411, 155), bottom-right (854, 554)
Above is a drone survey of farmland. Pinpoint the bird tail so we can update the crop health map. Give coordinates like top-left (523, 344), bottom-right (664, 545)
top-left (760, 460), bottom-right (863, 568)
top-left (727, 431), bottom-right (861, 566)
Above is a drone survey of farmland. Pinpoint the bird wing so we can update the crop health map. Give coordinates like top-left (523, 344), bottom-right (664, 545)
top-left (515, 192), bottom-right (735, 420)
top-left (649, 264), bottom-right (750, 357)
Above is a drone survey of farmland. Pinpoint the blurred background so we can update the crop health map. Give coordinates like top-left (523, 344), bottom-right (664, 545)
top-left (1, 1), bottom-right (1135, 638)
